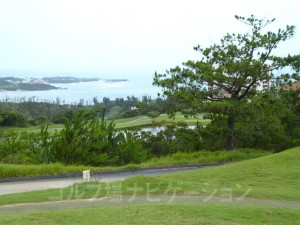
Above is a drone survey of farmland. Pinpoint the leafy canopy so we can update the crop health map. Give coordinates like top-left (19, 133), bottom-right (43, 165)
top-left (154, 15), bottom-right (300, 108)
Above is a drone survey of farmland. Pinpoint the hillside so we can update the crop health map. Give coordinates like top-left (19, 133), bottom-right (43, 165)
top-left (0, 147), bottom-right (299, 225)
top-left (123, 147), bottom-right (300, 201)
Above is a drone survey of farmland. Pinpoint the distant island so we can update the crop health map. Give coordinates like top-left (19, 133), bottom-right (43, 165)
top-left (0, 76), bottom-right (128, 91)
top-left (105, 79), bottom-right (128, 83)
top-left (0, 77), bottom-right (60, 91)
top-left (42, 76), bottom-right (100, 83)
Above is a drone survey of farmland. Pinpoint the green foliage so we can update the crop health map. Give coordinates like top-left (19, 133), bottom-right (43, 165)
top-left (0, 108), bottom-right (148, 166)
top-left (146, 111), bottom-right (160, 119)
top-left (140, 125), bottom-right (202, 156)
top-left (116, 130), bottom-right (148, 165)
top-left (0, 111), bottom-right (28, 127)
top-left (143, 148), bottom-right (270, 166)
top-left (0, 94), bottom-right (186, 126)
top-left (17, 82), bottom-right (58, 91)
top-left (0, 124), bottom-right (55, 164)
top-left (121, 109), bottom-right (139, 118)
top-left (188, 92), bottom-right (300, 151)
top-left (0, 149), bottom-right (269, 178)
top-left (153, 15), bottom-right (300, 150)
top-left (50, 109), bottom-right (148, 166)
top-left (197, 116), bottom-right (227, 150)
top-left (0, 163), bottom-right (108, 178)
top-left (34, 115), bottom-right (48, 125)
top-left (233, 93), bottom-right (287, 150)
top-left (26, 124), bottom-right (53, 164)
top-left (0, 131), bottom-right (33, 164)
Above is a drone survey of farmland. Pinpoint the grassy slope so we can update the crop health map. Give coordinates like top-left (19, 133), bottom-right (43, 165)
top-left (0, 148), bottom-right (299, 225)
top-left (0, 148), bottom-right (298, 205)
top-left (122, 147), bottom-right (300, 201)
top-left (0, 124), bottom-right (64, 133)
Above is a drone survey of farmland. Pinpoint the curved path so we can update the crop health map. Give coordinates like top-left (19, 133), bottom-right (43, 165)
top-left (0, 167), bottom-right (201, 196)
top-left (1, 164), bottom-right (298, 215)
top-left (119, 116), bottom-right (148, 124)
top-left (0, 195), bottom-right (299, 216)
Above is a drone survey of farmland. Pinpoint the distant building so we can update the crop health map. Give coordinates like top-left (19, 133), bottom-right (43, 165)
top-left (256, 78), bottom-right (276, 92)
top-left (276, 81), bottom-right (300, 91)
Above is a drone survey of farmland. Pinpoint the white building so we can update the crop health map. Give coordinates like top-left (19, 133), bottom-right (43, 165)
top-left (256, 79), bottom-right (276, 92)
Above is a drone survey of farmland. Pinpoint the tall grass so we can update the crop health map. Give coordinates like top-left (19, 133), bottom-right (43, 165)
top-left (0, 163), bottom-right (112, 178)
top-left (141, 148), bottom-right (270, 166)
top-left (0, 149), bottom-right (271, 178)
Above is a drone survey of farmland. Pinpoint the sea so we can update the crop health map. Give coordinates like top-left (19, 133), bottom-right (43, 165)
top-left (0, 76), bottom-right (162, 104)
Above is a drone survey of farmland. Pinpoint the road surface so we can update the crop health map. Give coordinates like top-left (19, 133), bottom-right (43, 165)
top-left (0, 167), bottom-right (199, 196)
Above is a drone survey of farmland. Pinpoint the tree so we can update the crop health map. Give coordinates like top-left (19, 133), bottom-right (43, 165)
top-left (233, 92), bottom-right (295, 151)
top-left (147, 111), bottom-right (160, 119)
top-left (34, 115), bottom-right (48, 125)
top-left (153, 15), bottom-right (300, 150)
top-left (0, 111), bottom-right (28, 127)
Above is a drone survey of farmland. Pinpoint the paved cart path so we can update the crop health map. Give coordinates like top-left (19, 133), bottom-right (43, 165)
top-left (1, 165), bottom-right (298, 215)
top-left (0, 167), bottom-right (200, 196)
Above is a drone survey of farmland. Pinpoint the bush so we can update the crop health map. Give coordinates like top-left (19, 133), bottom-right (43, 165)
top-left (0, 111), bottom-right (29, 127)
top-left (51, 109), bottom-right (148, 166)
top-left (146, 111), bottom-right (160, 119)
top-left (140, 125), bottom-right (203, 156)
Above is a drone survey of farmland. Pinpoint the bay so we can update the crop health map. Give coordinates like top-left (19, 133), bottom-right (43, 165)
top-left (0, 77), bottom-right (162, 104)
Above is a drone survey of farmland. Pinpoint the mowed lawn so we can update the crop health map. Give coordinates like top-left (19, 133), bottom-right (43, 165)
top-left (0, 147), bottom-right (299, 224)
top-left (141, 147), bottom-right (300, 201)
top-left (1, 204), bottom-right (299, 225)
top-left (0, 113), bottom-right (208, 132)
top-left (112, 113), bottom-right (209, 129)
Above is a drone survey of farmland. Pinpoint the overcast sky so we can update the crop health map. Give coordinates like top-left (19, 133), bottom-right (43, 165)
top-left (0, 0), bottom-right (299, 79)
